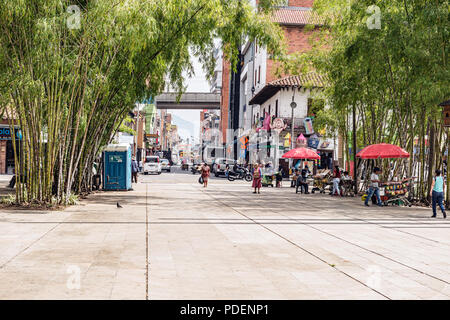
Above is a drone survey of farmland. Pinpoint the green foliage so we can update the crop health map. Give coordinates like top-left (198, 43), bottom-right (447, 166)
top-left (312, 0), bottom-right (449, 132)
top-left (118, 117), bottom-right (136, 136)
top-left (0, 0), bottom-right (284, 205)
top-left (0, 194), bottom-right (16, 206)
top-left (288, 0), bottom-right (449, 199)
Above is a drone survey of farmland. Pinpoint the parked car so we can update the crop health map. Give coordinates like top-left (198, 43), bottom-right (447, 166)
top-left (143, 156), bottom-right (161, 175)
top-left (212, 158), bottom-right (236, 177)
top-left (161, 159), bottom-right (171, 172)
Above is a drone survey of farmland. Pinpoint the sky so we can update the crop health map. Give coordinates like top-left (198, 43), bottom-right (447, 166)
top-left (168, 56), bottom-right (210, 144)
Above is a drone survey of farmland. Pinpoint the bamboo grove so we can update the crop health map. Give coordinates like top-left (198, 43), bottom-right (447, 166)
top-left (304, 0), bottom-right (449, 205)
top-left (0, 0), bottom-right (285, 205)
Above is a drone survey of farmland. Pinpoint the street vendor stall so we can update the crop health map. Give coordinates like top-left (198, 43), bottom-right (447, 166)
top-left (357, 143), bottom-right (412, 206)
top-left (282, 148), bottom-right (320, 193)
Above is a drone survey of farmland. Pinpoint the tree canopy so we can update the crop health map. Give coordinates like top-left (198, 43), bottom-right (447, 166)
top-left (307, 0), bottom-right (449, 201)
top-left (0, 0), bottom-right (285, 205)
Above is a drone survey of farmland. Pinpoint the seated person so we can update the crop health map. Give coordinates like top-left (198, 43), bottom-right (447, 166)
top-left (342, 171), bottom-right (352, 180)
top-left (291, 169), bottom-right (300, 188)
top-left (233, 162), bottom-right (244, 176)
top-left (296, 166), bottom-right (310, 194)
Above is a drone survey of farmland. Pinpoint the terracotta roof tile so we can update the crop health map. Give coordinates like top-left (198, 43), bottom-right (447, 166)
top-left (249, 72), bottom-right (327, 105)
top-left (268, 73), bottom-right (327, 88)
top-left (272, 7), bottom-right (323, 26)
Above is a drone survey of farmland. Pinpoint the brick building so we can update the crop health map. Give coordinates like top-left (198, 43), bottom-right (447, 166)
top-left (216, 0), bottom-right (321, 162)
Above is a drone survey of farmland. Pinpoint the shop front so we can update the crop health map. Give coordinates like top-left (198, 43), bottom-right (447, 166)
top-left (0, 125), bottom-right (21, 174)
top-left (317, 139), bottom-right (335, 170)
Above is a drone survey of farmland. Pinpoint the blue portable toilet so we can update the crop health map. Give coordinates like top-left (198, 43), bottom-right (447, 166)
top-left (103, 144), bottom-right (132, 191)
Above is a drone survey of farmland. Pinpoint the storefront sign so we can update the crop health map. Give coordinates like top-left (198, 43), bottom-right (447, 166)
top-left (318, 139), bottom-right (334, 150)
top-left (0, 126), bottom-right (22, 141)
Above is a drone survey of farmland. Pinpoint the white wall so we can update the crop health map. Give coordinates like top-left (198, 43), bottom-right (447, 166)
top-left (258, 88), bottom-right (310, 120)
top-left (253, 46), bottom-right (267, 95)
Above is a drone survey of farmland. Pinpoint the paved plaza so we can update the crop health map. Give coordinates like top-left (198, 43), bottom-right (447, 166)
top-left (0, 172), bottom-right (449, 299)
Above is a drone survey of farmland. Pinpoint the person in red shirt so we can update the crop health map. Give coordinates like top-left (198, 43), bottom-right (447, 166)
top-left (331, 165), bottom-right (341, 196)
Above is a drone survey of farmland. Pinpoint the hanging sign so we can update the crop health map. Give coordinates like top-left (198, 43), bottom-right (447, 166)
top-left (271, 118), bottom-right (286, 134)
top-left (304, 117), bottom-right (314, 134)
top-left (284, 133), bottom-right (291, 148)
top-left (308, 134), bottom-right (320, 149)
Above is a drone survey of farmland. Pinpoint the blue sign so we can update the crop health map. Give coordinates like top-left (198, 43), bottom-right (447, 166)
top-left (141, 97), bottom-right (154, 104)
top-left (308, 137), bottom-right (320, 149)
top-left (0, 127), bottom-right (22, 141)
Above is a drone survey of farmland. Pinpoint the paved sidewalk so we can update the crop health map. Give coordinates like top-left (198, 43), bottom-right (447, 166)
top-left (0, 173), bottom-right (449, 299)
top-left (0, 186), bottom-right (148, 299)
top-left (147, 175), bottom-right (450, 300)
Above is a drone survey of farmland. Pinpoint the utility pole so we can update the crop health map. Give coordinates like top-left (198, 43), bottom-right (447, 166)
top-left (290, 90), bottom-right (297, 169)
top-left (290, 88), bottom-right (297, 150)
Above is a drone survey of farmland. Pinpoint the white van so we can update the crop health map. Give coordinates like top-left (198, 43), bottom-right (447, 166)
top-left (143, 156), bottom-right (162, 175)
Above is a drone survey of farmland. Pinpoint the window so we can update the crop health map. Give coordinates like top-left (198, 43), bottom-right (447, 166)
top-left (269, 105), bottom-right (271, 116)
top-left (255, 70), bottom-right (257, 86)
top-left (275, 100), bottom-right (279, 117)
top-left (258, 66), bottom-right (261, 83)
top-left (255, 40), bottom-right (258, 53)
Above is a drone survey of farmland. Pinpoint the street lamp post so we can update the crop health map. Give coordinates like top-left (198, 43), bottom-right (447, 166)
top-left (290, 95), bottom-right (297, 169)
top-left (290, 100), bottom-right (297, 150)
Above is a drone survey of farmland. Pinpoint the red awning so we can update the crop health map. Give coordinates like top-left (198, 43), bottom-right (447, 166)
top-left (282, 147), bottom-right (320, 160)
top-left (356, 143), bottom-right (410, 159)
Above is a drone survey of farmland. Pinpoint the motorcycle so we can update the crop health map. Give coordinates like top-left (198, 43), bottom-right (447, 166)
top-left (227, 167), bottom-right (253, 182)
top-left (191, 164), bottom-right (202, 175)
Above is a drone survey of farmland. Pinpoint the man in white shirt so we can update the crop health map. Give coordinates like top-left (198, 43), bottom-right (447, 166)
top-left (365, 167), bottom-right (383, 207)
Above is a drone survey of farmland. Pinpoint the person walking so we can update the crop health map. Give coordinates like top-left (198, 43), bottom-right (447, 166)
top-left (252, 163), bottom-right (263, 194)
top-left (131, 157), bottom-right (139, 183)
top-left (201, 162), bottom-right (210, 188)
top-left (430, 169), bottom-right (447, 218)
top-left (276, 166), bottom-right (283, 188)
top-left (331, 165), bottom-right (341, 196)
top-left (364, 167), bottom-right (383, 207)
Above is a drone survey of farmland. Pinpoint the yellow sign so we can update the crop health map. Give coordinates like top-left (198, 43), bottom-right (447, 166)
top-left (284, 133), bottom-right (291, 147)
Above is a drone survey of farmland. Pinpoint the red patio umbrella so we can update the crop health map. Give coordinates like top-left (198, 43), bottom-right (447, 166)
top-left (282, 147), bottom-right (320, 160)
top-left (356, 143), bottom-right (410, 159)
